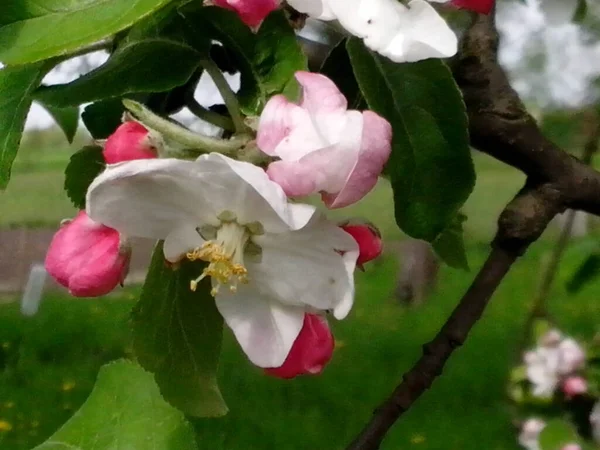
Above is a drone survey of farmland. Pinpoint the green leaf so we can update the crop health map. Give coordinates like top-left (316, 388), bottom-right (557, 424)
top-left (0, 0), bottom-right (175, 65)
top-left (133, 242), bottom-right (227, 418)
top-left (566, 251), bottom-right (600, 293)
top-left (0, 62), bottom-right (48, 189)
top-left (180, 6), bottom-right (307, 114)
top-left (320, 39), bottom-right (364, 109)
top-left (432, 212), bottom-right (469, 270)
top-left (347, 38), bottom-right (475, 242)
top-left (82, 99), bottom-right (126, 139)
top-left (36, 39), bottom-right (201, 108)
top-left (33, 359), bottom-right (198, 450)
top-left (64, 146), bottom-right (105, 209)
top-left (38, 101), bottom-right (79, 143)
top-left (539, 420), bottom-right (580, 450)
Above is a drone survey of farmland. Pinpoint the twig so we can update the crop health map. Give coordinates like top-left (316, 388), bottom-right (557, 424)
top-left (122, 99), bottom-right (249, 154)
top-left (518, 109), bottom-right (600, 349)
top-left (347, 246), bottom-right (518, 450)
top-left (200, 57), bottom-right (247, 133)
top-left (185, 92), bottom-right (235, 132)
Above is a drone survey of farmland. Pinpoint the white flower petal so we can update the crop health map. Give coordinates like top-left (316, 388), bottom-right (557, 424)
top-left (87, 159), bottom-right (218, 240)
top-left (216, 286), bottom-right (305, 368)
top-left (163, 225), bottom-right (205, 262)
top-left (328, 0), bottom-right (457, 63)
top-left (87, 155), bottom-right (315, 242)
top-left (195, 153), bottom-right (315, 232)
top-left (249, 212), bottom-right (357, 319)
top-left (381, 0), bottom-right (458, 63)
top-left (286, 0), bottom-right (336, 20)
top-left (329, 0), bottom-right (404, 49)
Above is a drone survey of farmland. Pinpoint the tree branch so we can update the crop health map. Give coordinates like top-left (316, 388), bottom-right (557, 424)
top-left (346, 10), bottom-right (600, 450)
top-left (347, 246), bottom-right (517, 450)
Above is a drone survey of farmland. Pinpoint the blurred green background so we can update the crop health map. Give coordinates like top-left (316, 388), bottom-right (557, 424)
top-left (0, 111), bottom-right (598, 449)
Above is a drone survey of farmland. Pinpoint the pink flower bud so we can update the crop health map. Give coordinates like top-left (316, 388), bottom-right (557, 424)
top-left (561, 444), bottom-right (582, 450)
top-left (103, 122), bottom-right (157, 164)
top-left (451, 0), bottom-right (494, 15)
top-left (45, 211), bottom-right (130, 297)
top-left (340, 222), bottom-right (382, 266)
top-left (265, 314), bottom-right (334, 379)
top-left (562, 376), bottom-right (588, 398)
top-left (212, 0), bottom-right (279, 28)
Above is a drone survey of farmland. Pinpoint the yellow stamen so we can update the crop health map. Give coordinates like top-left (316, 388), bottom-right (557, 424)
top-left (186, 222), bottom-right (251, 296)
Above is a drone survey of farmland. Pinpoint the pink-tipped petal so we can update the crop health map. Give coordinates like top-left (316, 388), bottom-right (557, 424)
top-left (45, 211), bottom-right (130, 297)
top-left (103, 122), bottom-right (157, 164)
top-left (451, 0), bottom-right (494, 14)
top-left (212, 0), bottom-right (279, 28)
top-left (323, 110), bottom-right (392, 208)
top-left (257, 95), bottom-right (301, 155)
top-left (266, 159), bottom-right (323, 198)
top-left (295, 71), bottom-right (348, 115)
top-left (259, 72), bottom-right (391, 208)
top-left (265, 314), bottom-right (334, 379)
top-left (266, 117), bottom-right (361, 198)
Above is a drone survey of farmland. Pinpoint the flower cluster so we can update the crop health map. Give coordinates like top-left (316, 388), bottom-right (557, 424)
top-left (518, 418), bottom-right (582, 450)
top-left (524, 329), bottom-right (586, 399)
top-left (512, 326), bottom-right (600, 450)
top-left (211, 0), bottom-right (494, 62)
top-left (45, 72), bottom-right (390, 378)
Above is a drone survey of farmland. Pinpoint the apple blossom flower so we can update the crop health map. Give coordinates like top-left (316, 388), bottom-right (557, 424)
top-left (339, 220), bottom-right (382, 266)
top-left (211, 0), bottom-right (279, 28)
top-left (286, 0), bottom-right (458, 63)
top-left (518, 418), bottom-right (546, 450)
top-left (103, 121), bottom-right (158, 164)
top-left (257, 71), bottom-right (391, 209)
top-left (525, 331), bottom-right (586, 398)
top-left (86, 153), bottom-right (358, 367)
top-left (265, 314), bottom-right (334, 378)
top-left (556, 338), bottom-right (585, 375)
top-left (561, 444), bottom-right (582, 450)
top-left (562, 376), bottom-right (588, 398)
top-left (524, 348), bottom-right (560, 398)
top-left (45, 211), bottom-right (131, 297)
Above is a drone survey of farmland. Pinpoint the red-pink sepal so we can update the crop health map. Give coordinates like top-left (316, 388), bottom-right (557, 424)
top-left (265, 314), bottom-right (334, 379)
top-left (339, 219), bottom-right (382, 268)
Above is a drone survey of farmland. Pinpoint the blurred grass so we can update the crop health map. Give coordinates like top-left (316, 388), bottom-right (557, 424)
top-left (0, 243), bottom-right (599, 449)
top-left (0, 129), bottom-right (84, 229)
top-left (0, 116), bottom-right (598, 449)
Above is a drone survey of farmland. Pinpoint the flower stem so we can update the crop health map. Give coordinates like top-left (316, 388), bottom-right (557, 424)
top-left (122, 99), bottom-right (249, 154)
top-left (200, 57), bottom-right (247, 133)
top-left (185, 93), bottom-right (235, 132)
